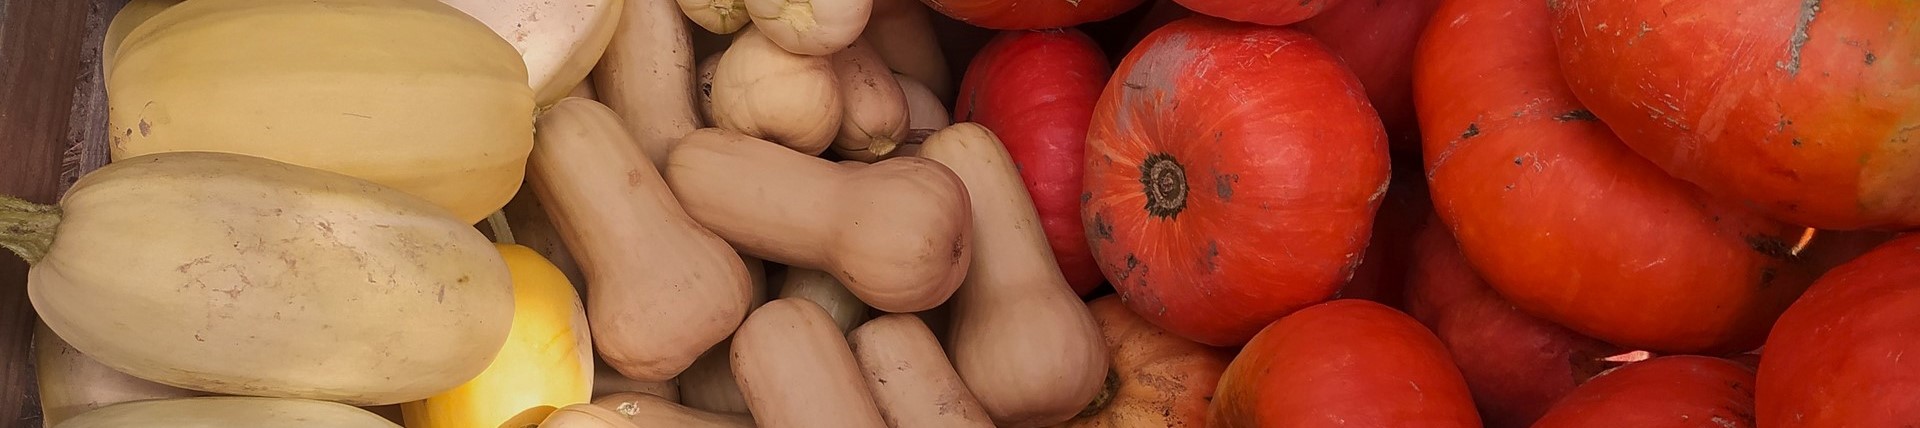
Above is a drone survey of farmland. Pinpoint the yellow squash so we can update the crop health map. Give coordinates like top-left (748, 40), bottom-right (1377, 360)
top-left (403, 244), bottom-right (594, 428)
top-left (108, 0), bottom-right (534, 223)
top-left (58, 397), bottom-right (401, 428)
top-left (100, 0), bottom-right (183, 74)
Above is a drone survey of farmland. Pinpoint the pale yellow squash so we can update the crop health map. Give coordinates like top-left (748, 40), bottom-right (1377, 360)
top-left (57, 397), bottom-right (400, 428)
top-left (402, 244), bottom-right (594, 428)
top-left (35, 323), bottom-right (201, 427)
top-left (107, 0), bottom-right (534, 224)
top-left (101, 0), bottom-right (183, 74)
top-left (441, 0), bottom-right (625, 107)
top-left (8, 152), bottom-right (514, 406)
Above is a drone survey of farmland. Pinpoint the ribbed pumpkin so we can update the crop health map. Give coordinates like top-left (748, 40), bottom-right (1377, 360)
top-left (402, 244), bottom-right (594, 428)
top-left (107, 0), bottom-right (534, 224)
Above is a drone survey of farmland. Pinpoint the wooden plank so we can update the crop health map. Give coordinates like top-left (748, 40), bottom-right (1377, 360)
top-left (0, 0), bottom-right (124, 426)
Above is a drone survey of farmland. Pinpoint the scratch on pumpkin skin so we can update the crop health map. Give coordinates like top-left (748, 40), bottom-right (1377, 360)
top-left (1781, 0), bottom-right (1822, 77)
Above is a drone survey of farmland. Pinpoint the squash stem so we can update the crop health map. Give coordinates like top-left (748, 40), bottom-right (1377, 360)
top-left (486, 210), bottom-right (517, 245)
top-left (1075, 368), bottom-right (1120, 419)
top-left (0, 195), bottom-right (60, 264)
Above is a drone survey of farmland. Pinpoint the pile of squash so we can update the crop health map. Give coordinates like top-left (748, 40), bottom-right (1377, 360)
top-left (6, 0), bottom-right (1916, 426)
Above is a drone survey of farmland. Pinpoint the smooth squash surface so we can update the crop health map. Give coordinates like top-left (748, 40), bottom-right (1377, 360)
top-left (57, 397), bottom-right (400, 428)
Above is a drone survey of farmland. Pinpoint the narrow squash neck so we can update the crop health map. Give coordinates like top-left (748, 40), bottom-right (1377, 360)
top-left (0, 196), bottom-right (61, 264)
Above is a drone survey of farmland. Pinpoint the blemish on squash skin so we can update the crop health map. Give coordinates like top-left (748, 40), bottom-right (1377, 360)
top-left (1090, 213), bottom-right (1115, 242)
top-left (1460, 123), bottom-right (1481, 139)
top-left (1555, 109), bottom-right (1598, 122)
top-left (138, 118), bottom-right (152, 136)
top-left (1780, 0), bottom-right (1822, 77)
top-left (1214, 173), bottom-right (1237, 201)
top-left (1745, 235), bottom-right (1799, 260)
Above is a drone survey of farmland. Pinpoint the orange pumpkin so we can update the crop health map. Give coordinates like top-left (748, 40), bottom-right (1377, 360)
top-left (1054, 296), bottom-right (1227, 428)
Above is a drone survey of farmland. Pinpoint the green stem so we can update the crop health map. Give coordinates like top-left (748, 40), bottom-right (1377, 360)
top-left (0, 196), bottom-right (60, 264)
top-left (486, 210), bottom-right (516, 245)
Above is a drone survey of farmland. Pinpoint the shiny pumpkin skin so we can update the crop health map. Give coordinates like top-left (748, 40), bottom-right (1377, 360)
top-left (1758, 233), bottom-right (1920, 426)
top-left (955, 28), bottom-right (1110, 296)
top-left (1053, 296), bottom-right (1227, 428)
top-left (1532, 356), bottom-right (1757, 428)
top-left (107, 0), bottom-right (534, 224)
top-left (1083, 16), bottom-right (1389, 346)
top-left (1172, 0), bottom-right (1343, 26)
top-left (401, 244), bottom-right (594, 428)
top-left (919, 0), bottom-right (1146, 30)
top-left (29, 152), bottom-right (514, 406)
top-left (1548, 0), bottom-right (1920, 231)
top-left (1414, 0), bottom-right (1817, 354)
top-left (1209, 299), bottom-right (1480, 427)
top-left (1403, 220), bottom-right (1623, 428)
top-left (1295, 0), bottom-right (1445, 148)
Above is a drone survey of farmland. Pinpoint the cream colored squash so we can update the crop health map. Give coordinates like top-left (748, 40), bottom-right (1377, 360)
top-left (101, 0), bottom-right (183, 74)
top-left (7, 152), bottom-right (514, 406)
top-left (35, 323), bottom-right (200, 427)
top-left (108, 0), bottom-right (534, 224)
top-left (441, 0), bottom-right (624, 106)
top-left (57, 397), bottom-right (400, 428)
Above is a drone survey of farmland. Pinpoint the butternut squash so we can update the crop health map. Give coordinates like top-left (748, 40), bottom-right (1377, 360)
top-left (778, 268), bottom-right (871, 333)
top-left (674, 255), bottom-right (766, 415)
top-left (679, 0), bottom-right (750, 34)
top-left (709, 27), bottom-right (843, 155)
top-left (867, 0), bottom-right (951, 99)
top-left (915, 123), bottom-right (1108, 427)
top-left (695, 52), bottom-right (723, 127)
top-left (593, 359), bottom-right (680, 402)
top-left (108, 0), bottom-right (533, 224)
top-left (594, 0), bottom-right (700, 170)
top-left (743, 0), bottom-right (870, 55)
top-left (898, 74), bottom-right (952, 132)
top-left (530, 98), bottom-right (752, 382)
top-left (568, 79), bottom-right (600, 101)
top-left (34, 324), bottom-right (199, 427)
top-left (58, 397), bottom-right (400, 428)
top-left (539, 403), bottom-right (638, 428)
top-left (665, 128), bottom-right (971, 313)
top-left (593, 392), bottom-right (756, 427)
top-left (101, 0), bottom-right (182, 74)
top-left (442, 0), bottom-right (624, 107)
top-left (402, 244), bottom-right (595, 428)
top-left (5, 152), bottom-right (513, 406)
top-left (831, 39), bottom-right (912, 161)
top-left (731, 298), bottom-right (888, 428)
top-left (848, 315), bottom-right (996, 427)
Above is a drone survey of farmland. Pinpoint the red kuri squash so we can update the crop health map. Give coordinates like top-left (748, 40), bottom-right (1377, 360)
top-left (1548, 0), bottom-right (1920, 230)
top-left (1757, 233), bottom-right (1920, 426)
top-left (1532, 356), bottom-right (1757, 428)
top-left (956, 29), bottom-right (1110, 296)
top-left (1295, 0), bottom-right (1445, 148)
top-left (918, 0), bottom-right (1146, 30)
top-left (1083, 16), bottom-right (1389, 347)
top-left (1404, 219), bottom-right (1626, 428)
top-left (1173, 0), bottom-right (1342, 26)
top-left (1414, 0), bottom-right (1818, 354)
top-left (1210, 299), bottom-right (1479, 427)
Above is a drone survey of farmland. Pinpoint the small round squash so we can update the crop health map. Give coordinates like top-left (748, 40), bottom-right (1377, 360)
top-left (10, 152), bottom-right (514, 406)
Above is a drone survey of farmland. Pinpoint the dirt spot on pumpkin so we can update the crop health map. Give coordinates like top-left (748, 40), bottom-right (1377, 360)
top-left (1866, 51), bottom-right (1878, 65)
top-left (1745, 234), bottom-right (1799, 260)
top-left (1460, 123), bottom-right (1481, 139)
top-left (1204, 241), bottom-right (1221, 272)
top-left (1757, 267), bottom-right (1778, 289)
top-left (1780, 0), bottom-right (1822, 77)
top-left (1214, 173), bottom-right (1238, 201)
top-left (1555, 109), bottom-right (1598, 122)
top-left (1089, 213), bottom-right (1115, 242)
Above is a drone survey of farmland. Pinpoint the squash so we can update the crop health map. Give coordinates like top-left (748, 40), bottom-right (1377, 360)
top-left (676, 256), bottom-right (770, 415)
top-left (34, 323), bottom-right (200, 427)
top-left (1055, 296), bottom-right (1227, 428)
top-left (918, 0), bottom-right (1145, 30)
top-left (1084, 16), bottom-right (1389, 346)
top-left (529, 98), bottom-right (752, 381)
top-left (916, 123), bottom-right (1106, 428)
top-left (593, 360), bottom-right (680, 402)
top-left (442, 0), bottom-right (624, 107)
top-left (1548, 0), bottom-right (1920, 230)
top-left (59, 397), bottom-right (400, 428)
top-left (1757, 233), bottom-right (1920, 426)
top-left (831, 39), bottom-right (911, 161)
top-left (593, 393), bottom-right (754, 427)
top-left (899, 74), bottom-right (952, 132)
top-left (1404, 220), bottom-right (1625, 428)
top-left (1294, 0), bottom-right (1443, 148)
top-left (1415, 0), bottom-right (1818, 354)
top-left (1532, 356), bottom-right (1756, 428)
top-left (101, 0), bottom-right (182, 74)
top-left (1334, 167), bottom-right (1431, 306)
top-left (695, 52), bottom-right (723, 128)
top-left (2, 152), bottom-right (513, 406)
top-left (1173, 0), bottom-right (1340, 26)
top-left (665, 128), bottom-right (971, 313)
top-left (779, 268), bottom-right (871, 333)
top-left (730, 298), bottom-right (888, 428)
top-left (679, 0), bottom-right (749, 34)
top-left (500, 185), bottom-right (587, 288)
top-left (867, 0), bottom-right (950, 99)
top-left (847, 314), bottom-right (994, 427)
top-left (539, 404), bottom-right (636, 428)
top-left (710, 27), bottom-right (844, 155)
top-left (1211, 300), bottom-right (1480, 427)
top-left (107, 0), bottom-right (533, 224)
top-left (744, 0), bottom-right (870, 56)
top-left (569, 79), bottom-right (600, 101)
top-left (955, 28), bottom-right (1109, 297)
top-left (594, 0), bottom-right (700, 170)
top-left (402, 244), bottom-right (595, 428)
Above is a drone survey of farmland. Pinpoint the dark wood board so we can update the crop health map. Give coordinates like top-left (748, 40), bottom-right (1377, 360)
top-left (0, 0), bottom-right (125, 426)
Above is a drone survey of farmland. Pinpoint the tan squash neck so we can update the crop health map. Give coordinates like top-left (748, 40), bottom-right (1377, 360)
top-left (0, 196), bottom-right (60, 264)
